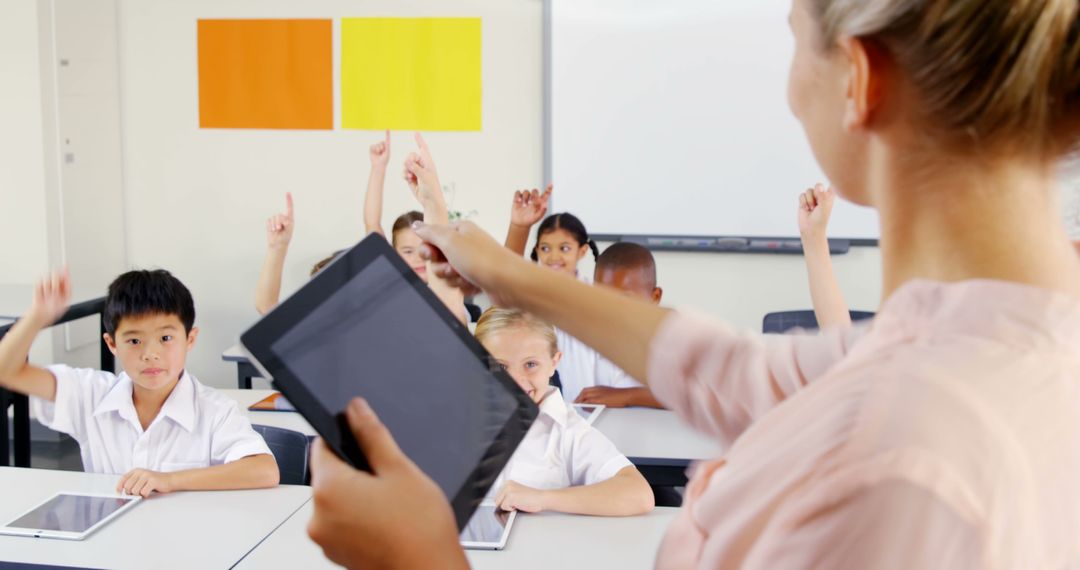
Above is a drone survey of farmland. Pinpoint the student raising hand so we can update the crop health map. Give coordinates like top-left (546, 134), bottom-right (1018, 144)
top-left (798, 183), bottom-right (835, 242)
top-left (797, 183), bottom-right (851, 328)
top-left (512, 185), bottom-right (552, 228)
top-left (28, 268), bottom-right (71, 326)
top-left (370, 129), bottom-right (391, 169)
top-left (308, 398), bottom-right (467, 570)
top-left (403, 132), bottom-right (446, 213)
top-left (256, 192), bottom-right (295, 315)
top-left (506, 185), bottom-right (553, 256)
top-left (266, 192), bottom-right (295, 250)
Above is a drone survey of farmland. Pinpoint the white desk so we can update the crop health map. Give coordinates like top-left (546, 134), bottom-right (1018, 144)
top-left (222, 389), bottom-right (723, 487)
top-left (222, 343), bottom-right (264, 389)
top-left (237, 500), bottom-right (679, 569)
top-left (0, 466), bottom-right (312, 569)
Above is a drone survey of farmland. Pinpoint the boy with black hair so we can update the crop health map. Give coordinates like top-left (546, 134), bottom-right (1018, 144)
top-left (0, 269), bottom-right (278, 496)
top-left (575, 242), bottom-right (666, 409)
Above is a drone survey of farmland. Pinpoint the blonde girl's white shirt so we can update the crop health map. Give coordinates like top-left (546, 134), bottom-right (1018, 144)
top-left (489, 388), bottom-right (632, 494)
top-left (555, 271), bottom-right (599, 402)
top-left (31, 365), bottom-right (272, 475)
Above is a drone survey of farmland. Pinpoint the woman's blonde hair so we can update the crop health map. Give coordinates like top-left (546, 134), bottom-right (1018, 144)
top-left (810, 0), bottom-right (1080, 158)
top-left (474, 308), bottom-right (559, 357)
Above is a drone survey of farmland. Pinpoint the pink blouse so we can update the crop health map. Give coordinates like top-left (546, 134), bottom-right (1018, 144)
top-left (648, 279), bottom-right (1080, 568)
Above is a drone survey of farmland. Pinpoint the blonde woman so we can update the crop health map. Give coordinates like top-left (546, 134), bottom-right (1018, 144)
top-left (308, 0), bottom-right (1080, 567)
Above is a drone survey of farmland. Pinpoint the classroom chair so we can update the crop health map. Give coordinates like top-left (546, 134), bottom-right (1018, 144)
top-left (762, 310), bottom-right (875, 334)
top-left (252, 424), bottom-right (311, 485)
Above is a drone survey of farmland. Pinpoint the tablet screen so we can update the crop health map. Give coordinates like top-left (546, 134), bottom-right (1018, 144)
top-left (460, 505), bottom-right (513, 546)
top-left (269, 254), bottom-right (525, 509)
top-left (6, 494), bottom-right (136, 533)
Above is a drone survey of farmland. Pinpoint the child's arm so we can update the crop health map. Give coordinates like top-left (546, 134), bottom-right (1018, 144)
top-left (404, 133), bottom-right (467, 323)
top-left (255, 193), bottom-right (295, 315)
top-left (495, 466), bottom-right (652, 516)
top-left (0, 271), bottom-right (70, 401)
top-left (504, 185), bottom-right (552, 256)
top-left (116, 454), bottom-right (279, 497)
top-left (798, 184), bottom-right (851, 329)
top-left (575, 386), bottom-right (665, 409)
top-left (364, 130), bottom-right (391, 237)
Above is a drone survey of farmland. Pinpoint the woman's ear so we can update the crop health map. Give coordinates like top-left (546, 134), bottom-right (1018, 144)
top-left (839, 36), bottom-right (887, 132)
top-left (551, 351), bottom-right (563, 368)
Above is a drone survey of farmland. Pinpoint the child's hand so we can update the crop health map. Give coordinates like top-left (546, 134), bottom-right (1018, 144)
top-left (27, 269), bottom-right (71, 327)
top-left (494, 480), bottom-right (547, 513)
top-left (510, 185), bottom-right (552, 228)
top-left (117, 468), bottom-right (175, 497)
top-left (403, 132), bottom-right (444, 207)
top-left (266, 192), bottom-right (295, 250)
top-left (369, 130), bottom-right (391, 169)
top-left (575, 386), bottom-right (631, 408)
top-left (797, 183), bottom-right (836, 242)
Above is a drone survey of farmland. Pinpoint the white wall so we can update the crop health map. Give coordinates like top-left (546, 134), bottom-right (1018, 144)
top-left (117, 0), bottom-right (545, 385)
top-left (0, 0), bottom-right (50, 283)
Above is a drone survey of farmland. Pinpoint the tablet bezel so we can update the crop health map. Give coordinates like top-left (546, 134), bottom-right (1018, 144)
top-left (0, 492), bottom-right (141, 541)
top-left (459, 503), bottom-right (518, 550)
top-left (240, 233), bottom-right (538, 530)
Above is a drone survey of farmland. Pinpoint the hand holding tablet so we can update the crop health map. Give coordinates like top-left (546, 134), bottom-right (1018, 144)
top-left (241, 234), bottom-right (538, 529)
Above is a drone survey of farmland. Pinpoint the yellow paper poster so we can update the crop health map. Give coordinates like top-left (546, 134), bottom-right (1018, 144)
top-left (341, 18), bottom-right (482, 131)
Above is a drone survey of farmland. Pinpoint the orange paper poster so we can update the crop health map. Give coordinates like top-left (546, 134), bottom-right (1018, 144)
top-left (198, 19), bottom-right (333, 130)
top-left (341, 18), bottom-right (482, 131)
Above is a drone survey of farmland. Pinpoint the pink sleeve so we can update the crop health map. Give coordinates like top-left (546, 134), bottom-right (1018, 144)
top-left (646, 311), bottom-right (863, 446)
top-left (745, 479), bottom-right (983, 568)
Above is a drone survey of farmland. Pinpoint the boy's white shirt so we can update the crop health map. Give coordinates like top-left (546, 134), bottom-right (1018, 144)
top-left (488, 388), bottom-right (632, 496)
top-left (555, 271), bottom-right (645, 400)
top-left (31, 365), bottom-right (271, 475)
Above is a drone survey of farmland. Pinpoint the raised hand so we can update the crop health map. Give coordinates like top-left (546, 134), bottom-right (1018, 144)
top-left (28, 269), bottom-right (71, 327)
top-left (797, 183), bottom-right (836, 242)
top-left (266, 192), bottom-right (295, 250)
top-left (403, 132), bottom-right (444, 208)
top-left (370, 130), bottom-right (391, 169)
top-left (510, 185), bottom-right (553, 228)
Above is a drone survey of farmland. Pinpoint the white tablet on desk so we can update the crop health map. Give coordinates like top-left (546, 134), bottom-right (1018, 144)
top-left (572, 403), bottom-right (605, 425)
top-left (0, 492), bottom-right (141, 540)
top-left (460, 503), bottom-right (517, 550)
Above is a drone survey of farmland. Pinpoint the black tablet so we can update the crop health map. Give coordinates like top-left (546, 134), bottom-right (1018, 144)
top-left (240, 233), bottom-right (537, 529)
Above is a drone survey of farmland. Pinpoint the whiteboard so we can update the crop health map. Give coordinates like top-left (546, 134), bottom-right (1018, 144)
top-left (547, 0), bottom-right (880, 241)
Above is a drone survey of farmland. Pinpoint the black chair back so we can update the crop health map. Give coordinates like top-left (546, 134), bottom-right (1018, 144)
top-left (252, 424), bottom-right (311, 485)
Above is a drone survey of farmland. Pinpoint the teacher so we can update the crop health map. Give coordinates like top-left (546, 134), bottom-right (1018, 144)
top-left (307, 0), bottom-right (1080, 567)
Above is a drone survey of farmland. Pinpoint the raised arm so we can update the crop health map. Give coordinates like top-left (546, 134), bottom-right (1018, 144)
top-left (504, 185), bottom-right (552, 256)
top-left (255, 193), bottom-right (294, 315)
top-left (798, 184), bottom-right (851, 328)
top-left (363, 130), bottom-right (391, 237)
top-left (0, 270), bottom-right (69, 401)
top-left (403, 133), bottom-right (466, 323)
top-left (415, 222), bottom-right (862, 443)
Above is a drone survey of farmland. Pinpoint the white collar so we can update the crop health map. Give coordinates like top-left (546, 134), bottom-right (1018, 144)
top-left (92, 370), bottom-right (196, 432)
top-left (536, 387), bottom-right (570, 427)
